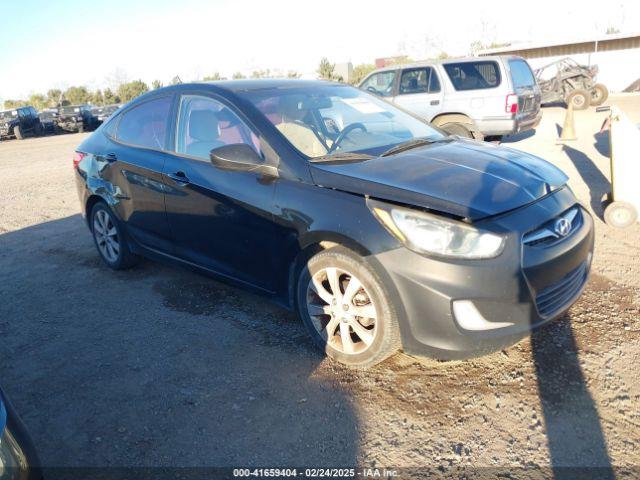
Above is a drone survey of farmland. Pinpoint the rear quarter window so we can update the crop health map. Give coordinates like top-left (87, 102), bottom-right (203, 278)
top-left (443, 61), bottom-right (501, 91)
top-left (508, 59), bottom-right (536, 88)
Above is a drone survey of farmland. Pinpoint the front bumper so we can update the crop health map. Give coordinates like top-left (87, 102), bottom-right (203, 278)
top-left (373, 187), bottom-right (594, 359)
top-left (0, 390), bottom-right (41, 480)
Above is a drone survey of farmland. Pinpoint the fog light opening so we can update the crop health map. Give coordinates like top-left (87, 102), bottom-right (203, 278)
top-left (453, 300), bottom-right (515, 331)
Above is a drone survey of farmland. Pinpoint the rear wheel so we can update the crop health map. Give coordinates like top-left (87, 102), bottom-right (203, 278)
top-left (565, 89), bottom-right (590, 110)
top-left (590, 83), bottom-right (609, 106)
top-left (14, 125), bottom-right (23, 140)
top-left (296, 248), bottom-right (401, 368)
top-left (90, 202), bottom-right (139, 269)
top-left (604, 201), bottom-right (637, 228)
top-left (440, 122), bottom-right (474, 139)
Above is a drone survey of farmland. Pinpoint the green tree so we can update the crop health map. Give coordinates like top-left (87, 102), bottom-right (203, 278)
top-left (117, 80), bottom-right (149, 103)
top-left (170, 76), bottom-right (182, 85)
top-left (103, 88), bottom-right (120, 105)
top-left (317, 57), bottom-right (336, 80)
top-left (46, 89), bottom-right (63, 108)
top-left (351, 63), bottom-right (375, 85)
top-left (232, 72), bottom-right (246, 79)
top-left (202, 72), bottom-right (226, 81)
top-left (28, 93), bottom-right (47, 110)
top-left (3, 99), bottom-right (27, 109)
top-left (64, 86), bottom-right (91, 105)
top-left (251, 69), bottom-right (272, 79)
top-left (151, 80), bottom-right (163, 90)
top-left (286, 71), bottom-right (302, 78)
top-left (91, 89), bottom-right (105, 106)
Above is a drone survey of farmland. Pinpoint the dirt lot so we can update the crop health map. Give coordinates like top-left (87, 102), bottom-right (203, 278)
top-left (0, 96), bottom-right (639, 478)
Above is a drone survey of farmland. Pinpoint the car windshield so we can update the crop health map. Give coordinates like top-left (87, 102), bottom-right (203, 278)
top-left (0, 110), bottom-right (18, 121)
top-left (238, 84), bottom-right (444, 158)
top-left (61, 106), bottom-right (81, 114)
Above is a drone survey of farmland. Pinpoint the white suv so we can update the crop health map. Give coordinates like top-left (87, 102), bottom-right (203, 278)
top-left (359, 55), bottom-right (541, 141)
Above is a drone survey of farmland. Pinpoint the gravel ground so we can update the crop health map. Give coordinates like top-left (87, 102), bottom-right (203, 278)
top-left (0, 97), bottom-right (638, 478)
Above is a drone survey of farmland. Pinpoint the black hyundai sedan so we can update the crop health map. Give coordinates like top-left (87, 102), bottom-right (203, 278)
top-left (74, 80), bottom-right (593, 367)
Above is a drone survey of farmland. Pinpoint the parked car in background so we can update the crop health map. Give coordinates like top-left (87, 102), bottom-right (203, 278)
top-left (74, 80), bottom-right (593, 367)
top-left (534, 57), bottom-right (608, 110)
top-left (56, 105), bottom-right (99, 133)
top-left (0, 106), bottom-right (43, 140)
top-left (38, 108), bottom-right (59, 134)
top-left (0, 386), bottom-right (41, 479)
top-left (359, 56), bottom-right (541, 141)
top-left (92, 104), bottom-right (121, 125)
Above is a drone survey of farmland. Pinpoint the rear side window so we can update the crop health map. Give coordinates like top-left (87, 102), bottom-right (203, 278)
top-left (443, 61), bottom-right (501, 91)
top-left (116, 96), bottom-right (171, 150)
top-left (509, 59), bottom-right (536, 88)
top-left (360, 71), bottom-right (396, 97)
top-left (399, 67), bottom-right (441, 95)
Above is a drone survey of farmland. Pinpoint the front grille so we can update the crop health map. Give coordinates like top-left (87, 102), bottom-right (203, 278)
top-left (535, 261), bottom-right (588, 318)
top-left (523, 207), bottom-right (582, 246)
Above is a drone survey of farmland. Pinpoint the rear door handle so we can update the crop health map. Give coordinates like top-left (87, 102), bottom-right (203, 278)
top-left (430, 100), bottom-right (440, 106)
top-left (167, 171), bottom-right (190, 185)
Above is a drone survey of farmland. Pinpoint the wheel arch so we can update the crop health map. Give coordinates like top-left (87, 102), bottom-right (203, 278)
top-left (430, 113), bottom-right (482, 139)
top-left (285, 233), bottom-right (372, 309)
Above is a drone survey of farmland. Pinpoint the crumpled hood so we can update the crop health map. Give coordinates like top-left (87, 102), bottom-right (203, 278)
top-left (309, 139), bottom-right (568, 220)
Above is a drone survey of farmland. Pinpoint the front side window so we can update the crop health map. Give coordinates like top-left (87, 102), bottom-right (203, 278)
top-left (240, 84), bottom-right (444, 159)
top-left (443, 61), bottom-right (501, 91)
top-left (360, 71), bottom-right (396, 97)
top-left (116, 96), bottom-right (171, 150)
top-left (175, 95), bottom-right (261, 161)
top-left (399, 67), bottom-right (440, 95)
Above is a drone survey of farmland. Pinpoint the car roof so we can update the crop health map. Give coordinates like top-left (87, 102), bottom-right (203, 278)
top-left (367, 55), bottom-right (526, 74)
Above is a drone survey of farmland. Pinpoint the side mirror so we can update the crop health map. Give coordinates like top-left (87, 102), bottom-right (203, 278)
top-left (209, 143), bottom-right (278, 177)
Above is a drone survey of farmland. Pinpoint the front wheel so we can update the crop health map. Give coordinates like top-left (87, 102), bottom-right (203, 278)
top-left (78, 123), bottom-right (85, 133)
top-left (590, 83), bottom-right (609, 106)
top-left (14, 126), bottom-right (23, 140)
top-left (565, 89), bottom-right (590, 110)
top-left (296, 248), bottom-right (401, 368)
top-left (91, 202), bottom-right (139, 269)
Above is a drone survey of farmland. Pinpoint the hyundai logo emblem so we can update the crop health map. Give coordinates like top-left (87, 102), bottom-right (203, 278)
top-left (554, 217), bottom-right (572, 237)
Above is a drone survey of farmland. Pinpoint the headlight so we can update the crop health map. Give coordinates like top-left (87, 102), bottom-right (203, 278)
top-left (368, 199), bottom-right (505, 259)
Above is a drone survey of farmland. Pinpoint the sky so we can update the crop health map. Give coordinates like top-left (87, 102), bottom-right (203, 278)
top-left (1, 0), bottom-right (639, 101)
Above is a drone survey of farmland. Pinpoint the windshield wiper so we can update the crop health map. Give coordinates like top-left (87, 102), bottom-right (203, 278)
top-left (380, 137), bottom-right (450, 157)
top-left (310, 152), bottom-right (374, 163)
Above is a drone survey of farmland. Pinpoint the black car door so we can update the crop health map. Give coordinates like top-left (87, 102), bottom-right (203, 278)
top-left (162, 91), bottom-right (279, 292)
top-left (103, 94), bottom-right (175, 252)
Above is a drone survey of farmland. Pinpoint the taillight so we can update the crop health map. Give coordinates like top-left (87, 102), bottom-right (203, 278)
top-left (73, 151), bottom-right (86, 169)
top-left (505, 94), bottom-right (519, 114)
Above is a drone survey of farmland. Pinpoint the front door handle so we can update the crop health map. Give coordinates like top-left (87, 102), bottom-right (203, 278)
top-left (167, 171), bottom-right (190, 185)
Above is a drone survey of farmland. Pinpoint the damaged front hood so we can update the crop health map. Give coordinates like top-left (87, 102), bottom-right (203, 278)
top-left (309, 139), bottom-right (568, 220)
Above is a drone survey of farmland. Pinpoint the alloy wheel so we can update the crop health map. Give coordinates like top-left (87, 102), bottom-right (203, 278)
top-left (93, 209), bottom-right (120, 263)
top-left (306, 267), bottom-right (377, 355)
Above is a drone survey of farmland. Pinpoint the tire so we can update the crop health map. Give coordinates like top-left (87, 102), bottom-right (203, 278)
top-left (78, 123), bottom-right (85, 134)
top-left (440, 122), bottom-right (474, 139)
top-left (296, 247), bottom-right (401, 368)
top-left (590, 83), bottom-right (609, 107)
top-left (90, 202), bottom-right (139, 269)
top-left (565, 89), bottom-right (590, 110)
top-left (604, 201), bottom-right (638, 228)
top-left (34, 122), bottom-right (44, 137)
top-left (14, 125), bottom-right (23, 140)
